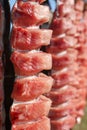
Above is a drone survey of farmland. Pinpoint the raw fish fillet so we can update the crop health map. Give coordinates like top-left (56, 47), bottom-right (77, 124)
top-left (51, 116), bottom-right (75, 130)
top-left (11, 73), bottom-right (53, 101)
top-left (50, 18), bottom-right (73, 36)
top-left (10, 95), bottom-right (52, 124)
top-left (10, 51), bottom-right (52, 76)
top-left (11, 26), bottom-right (52, 50)
top-left (12, 117), bottom-right (50, 130)
top-left (52, 49), bottom-right (78, 70)
top-left (46, 36), bottom-right (78, 53)
top-left (12, 1), bottom-right (51, 26)
top-left (52, 68), bottom-right (79, 88)
top-left (47, 86), bottom-right (86, 106)
top-left (61, 0), bottom-right (74, 5)
top-left (58, 4), bottom-right (75, 17)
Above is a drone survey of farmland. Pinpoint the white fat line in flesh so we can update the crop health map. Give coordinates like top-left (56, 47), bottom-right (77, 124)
top-left (56, 50), bottom-right (67, 56)
top-left (15, 75), bottom-right (37, 80)
top-left (12, 48), bottom-right (40, 53)
top-left (15, 72), bottom-right (48, 79)
top-left (12, 97), bottom-right (39, 107)
top-left (57, 33), bottom-right (66, 38)
top-left (52, 102), bottom-right (69, 110)
top-left (13, 25), bottom-right (39, 29)
top-left (51, 115), bottom-right (72, 122)
top-left (12, 121), bottom-right (35, 126)
top-left (52, 67), bottom-right (68, 74)
top-left (11, 116), bottom-right (47, 126)
top-left (15, 73), bottom-right (39, 79)
top-left (27, 26), bottom-right (39, 29)
top-left (28, 49), bottom-right (41, 53)
top-left (51, 84), bottom-right (70, 92)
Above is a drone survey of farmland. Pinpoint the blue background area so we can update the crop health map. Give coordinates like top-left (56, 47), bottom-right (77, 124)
top-left (10, 0), bottom-right (16, 10)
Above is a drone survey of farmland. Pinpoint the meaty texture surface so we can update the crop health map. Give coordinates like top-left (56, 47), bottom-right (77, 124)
top-left (11, 26), bottom-right (52, 51)
top-left (52, 49), bottom-right (78, 70)
top-left (47, 86), bottom-right (86, 106)
top-left (10, 51), bottom-right (52, 76)
top-left (58, 3), bottom-right (75, 17)
top-left (10, 0), bottom-right (52, 129)
top-left (61, 0), bottom-right (74, 5)
top-left (12, 1), bottom-right (51, 26)
top-left (10, 95), bottom-right (52, 124)
top-left (11, 73), bottom-right (53, 101)
top-left (51, 68), bottom-right (79, 88)
top-left (12, 117), bottom-right (50, 130)
top-left (51, 116), bottom-right (75, 130)
top-left (46, 36), bottom-right (78, 53)
top-left (45, 0), bottom-right (87, 130)
top-left (50, 17), bottom-right (73, 36)
top-left (49, 98), bottom-right (86, 119)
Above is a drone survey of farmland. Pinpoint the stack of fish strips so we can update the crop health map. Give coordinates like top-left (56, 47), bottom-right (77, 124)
top-left (46, 0), bottom-right (87, 130)
top-left (10, 0), bottom-right (54, 130)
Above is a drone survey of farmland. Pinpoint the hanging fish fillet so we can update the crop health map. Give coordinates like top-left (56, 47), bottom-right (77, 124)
top-left (46, 0), bottom-right (87, 130)
top-left (10, 0), bottom-right (53, 130)
top-left (11, 73), bottom-right (53, 101)
top-left (12, 1), bottom-right (51, 26)
top-left (11, 26), bottom-right (52, 51)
